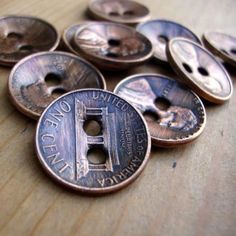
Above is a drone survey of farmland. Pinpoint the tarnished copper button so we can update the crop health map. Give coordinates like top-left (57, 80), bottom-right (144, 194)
top-left (8, 51), bottom-right (106, 119)
top-left (137, 19), bottom-right (201, 63)
top-left (36, 89), bottom-right (151, 194)
top-left (167, 38), bottom-right (233, 104)
top-left (0, 15), bottom-right (59, 66)
top-left (88, 0), bottom-right (150, 25)
top-left (62, 22), bottom-right (91, 55)
top-left (73, 22), bottom-right (153, 70)
top-left (114, 74), bottom-right (206, 147)
top-left (203, 31), bottom-right (236, 67)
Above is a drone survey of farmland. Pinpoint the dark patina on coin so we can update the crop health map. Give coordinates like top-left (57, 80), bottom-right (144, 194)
top-left (9, 51), bottom-right (106, 119)
top-left (0, 15), bottom-right (59, 66)
top-left (36, 89), bottom-right (151, 194)
top-left (137, 19), bottom-right (201, 63)
top-left (73, 22), bottom-right (153, 70)
top-left (167, 38), bottom-right (233, 104)
top-left (114, 74), bottom-right (206, 147)
top-left (203, 31), bottom-right (236, 67)
top-left (88, 0), bottom-right (150, 25)
top-left (62, 22), bottom-right (91, 55)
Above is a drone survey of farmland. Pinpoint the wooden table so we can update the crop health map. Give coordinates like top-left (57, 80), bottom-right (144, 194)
top-left (0, 1), bottom-right (235, 235)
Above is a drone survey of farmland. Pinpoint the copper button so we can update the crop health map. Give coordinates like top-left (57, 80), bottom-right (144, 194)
top-left (8, 51), bottom-right (106, 119)
top-left (88, 0), bottom-right (150, 25)
top-left (73, 22), bottom-right (153, 70)
top-left (114, 74), bottom-right (206, 147)
top-left (137, 19), bottom-right (201, 63)
top-left (35, 89), bottom-right (151, 194)
top-left (0, 15), bottom-right (59, 66)
top-left (167, 38), bottom-right (233, 104)
top-left (62, 22), bottom-right (91, 55)
top-left (203, 31), bottom-right (236, 67)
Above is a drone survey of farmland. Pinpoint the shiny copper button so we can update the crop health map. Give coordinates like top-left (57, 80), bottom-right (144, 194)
top-left (62, 22), bottom-right (91, 55)
top-left (137, 19), bottom-right (201, 63)
top-left (167, 38), bottom-right (233, 104)
top-left (114, 74), bottom-right (206, 147)
top-left (88, 0), bottom-right (150, 25)
top-left (8, 51), bottom-right (106, 119)
top-left (0, 15), bottom-right (59, 66)
top-left (36, 89), bottom-right (151, 194)
top-left (203, 31), bottom-right (236, 67)
top-left (73, 22), bottom-right (153, 70)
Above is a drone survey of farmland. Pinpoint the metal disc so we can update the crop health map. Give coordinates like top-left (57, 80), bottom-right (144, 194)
top-left (88, 0), bottom-right (150, 25)
top-left (35, 89), bottom-right (151, 194)
top-left (8, 51), bottom-right (106, 119)
top-left (114, 74), bottom-right (206, 147)
top-left (203, 31), bottom-right (236, 67)
top-left (167, 38), bottom-right (233, 104)
top-left (73, 22), bottom-right (153, 70)
top-left (0, 15), bottom-right (59, 66)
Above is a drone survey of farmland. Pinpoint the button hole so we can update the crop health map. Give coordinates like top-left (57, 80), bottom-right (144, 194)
top-left (51, 88), bottom-right (66, 98)
top-left (182, 63), bottom-right (193, 73)
top-left (83, 119), bottom-right (102, 136)
top-left (143, 110), bottom-right (159, 122)
top-left (87, 147), bottom-right (106, 164)
top-left (230, 48), bottom-right (236, 55)
top-left (45, 73), bottom-right (62, 87)
top-left (108, 39), bottom-right (121, 47)
top-left (7, 32), bottom-right (23, 39)
top-left (123, 10), bottom-right (134, 16)
top-left (197, 67), bottom-right (209, 76)
top-left (19, 45), bottom-right (34, 52)
top-left (109, 12), bottom-right (120, 16)
top-left (155, 97), bottom-right (171, 111)
top-left (158, 35), bottom-right (169, 44)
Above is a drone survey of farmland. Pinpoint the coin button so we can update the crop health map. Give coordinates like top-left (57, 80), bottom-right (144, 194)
top-left (114, 74), bottom-right (206, 147)
top-left (35, 89), bottom-right (151, 194)
top-left (8, 51), bottom-right (106, 119)
top-left (73, 22), bottom-right (153, 70)
top-left (203, 31), bottom-right (236, 67)
top-left (167, 38), bottom-right (233, 103)
top-left (88, 0), bottom-right (150, 25)
top-left (0, 15), bottom-right (60, 66)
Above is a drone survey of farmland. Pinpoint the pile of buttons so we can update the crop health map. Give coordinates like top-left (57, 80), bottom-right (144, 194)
top-left (1, 0), bottom-right (235, 194)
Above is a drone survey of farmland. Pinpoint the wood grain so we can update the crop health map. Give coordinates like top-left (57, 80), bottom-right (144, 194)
top-left (0, 0), bottom-right (236, 236)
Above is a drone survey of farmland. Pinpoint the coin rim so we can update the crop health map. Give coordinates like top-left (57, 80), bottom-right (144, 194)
top-left (136, 19), bottom-right (202, 63)
top-left (8, 51), bottom-right (107, 120)
top-left (0, 15), bottom-right (60, 66)
top-left (73, 22), bottom-right (154, 65)
top-left (35, 88), bottom-right (151, 194)
top-left (166, 37), bottom-right (233, 104)
top-left (113, 73), bottom-right (207, 147)
top-left (88, 0), bottom-right (151, 25)
top-left (203, 31), bottom-right (236, 67)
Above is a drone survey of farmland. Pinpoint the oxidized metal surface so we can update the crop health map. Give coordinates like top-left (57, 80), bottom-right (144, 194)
top-left (62, 22), bottom-right (91, 55)
top-left (137, 19), bottom-right (201, 63)
top-left (88, 0), bottom-right (150, 25)
top-left (36, 89), bottom-right (151, 194)
top-left (114, 74), bottom-right (206, 147)
top-left (203, 31), bottom-right (236, 67)
top-left (8, 51), bottom-right (106, 119)
top-left (167, 38), bottom-right (233, 104)
top-left (73, 22), bottom-right (153, 70)
top-left (0, 15), bottom-right (59, 66)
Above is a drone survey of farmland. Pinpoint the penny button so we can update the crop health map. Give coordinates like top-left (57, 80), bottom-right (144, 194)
top-left (88, 0), bottom-right (150, 25)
